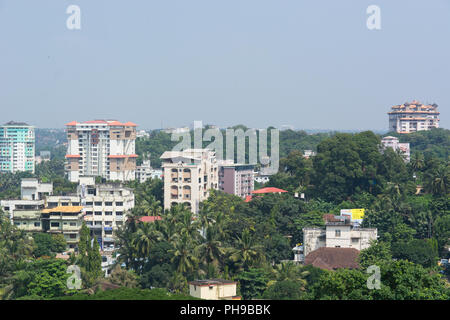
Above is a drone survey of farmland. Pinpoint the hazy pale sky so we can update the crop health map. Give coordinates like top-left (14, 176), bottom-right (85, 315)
top-left (0, 0), bottom-right (449, 130)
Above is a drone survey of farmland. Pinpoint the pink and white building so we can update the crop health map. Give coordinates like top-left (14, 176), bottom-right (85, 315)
top-left (65, 120), bottom-right (137, 183)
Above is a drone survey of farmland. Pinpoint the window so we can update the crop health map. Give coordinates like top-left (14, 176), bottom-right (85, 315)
top-left (95, 211), bottom-right (102, 216)
top-left (116, 202), bottom-right (123, 207)
top-left (51, 222), bottom-right (59, 227)
top-left (95, 202), bottom-right (103, 206)
top-left (105, 202), bottom-right (113, 206)
top-left (34, 222), bottom-right (40, 227)
top-left (335, 230), bottom-right (341, 237)
top-left (70, 222), bottom-right (76, 226)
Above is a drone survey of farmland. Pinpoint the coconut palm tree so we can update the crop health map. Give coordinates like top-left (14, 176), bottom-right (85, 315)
top-left (170, 234), bottom-right (199, 278)
top-left (424, 164), bottom-right (449, 196)
top-left (229, 229), bottom-right (265, 272)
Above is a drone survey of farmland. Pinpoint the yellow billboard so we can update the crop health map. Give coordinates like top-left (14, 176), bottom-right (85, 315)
top-left (340, 209), bottom-right (365, 221)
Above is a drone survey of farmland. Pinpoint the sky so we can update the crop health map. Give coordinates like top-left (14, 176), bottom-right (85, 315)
top-left (0, 0), bottom-right (449, 131)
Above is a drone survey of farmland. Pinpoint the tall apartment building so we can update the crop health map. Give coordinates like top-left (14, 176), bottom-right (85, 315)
top-left (65, 120), bottom-right (137, 183)
top-left (302, 215), bottom-right (377, 258)
top-left (381, 136), bottom-right (411, 162)
top-left (388, 101), bottom-right (440, 133)
top-left (0, 121), bottom-right (35, 174)
top-left (161, 149), bottom-right (219, 213)
top-left (218, 161), bottom-right (254, 198)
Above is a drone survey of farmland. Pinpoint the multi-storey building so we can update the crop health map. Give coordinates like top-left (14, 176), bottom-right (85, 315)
top-left (218, 161), bottom-right (254, 198)
top-left (0, 121), bottom-right (35, 173)
top-left (65, 120), bottom-right (137, 183)
top-left (388, 101), bottom-right (440, 133)
top-left (1, 179), bottom-right (52, 226)
top-left (161, 149), bottom-right (219, 213)
top-left (41, 206), bottom-right (85, 249)
top-left (46, 181), bottom-right (134, 250)
top-left (21, 178), bottom-right (53, 200)
top-left (381, 136), bottom-right (411, 162)
top-left (302, 215), bottom-right (377, 259)
top-left (136, 159), bottom-right (162, 183)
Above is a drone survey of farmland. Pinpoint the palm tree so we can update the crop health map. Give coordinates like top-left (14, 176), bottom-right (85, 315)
top-left (196, 227), bottom-right (226, 277)
top-left (132, 222), bottom-right (160, 258)
top-left (170, 234), bottom-right (199, 277)
top-left (229, 229), bottom-right (265, 272)
top-left (410, 152), bottom-right (425, 173)
top-left (424, 164), bottom-right (449, 196)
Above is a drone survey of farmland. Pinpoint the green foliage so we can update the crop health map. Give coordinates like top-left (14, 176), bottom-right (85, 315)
top-left (77, 223), bottom-right (103, 288)
top-left (358, 241), bottom-right (392, 269)
top-left (33, 233), bottom-right (67, 257)
top-left (387, 128), bottom-right (450, 160)
top-left (56, 287), bottom-right (198, 300)
top-left (392, 239), bottom-right (439, 268)
top-left (10, 258), bottom-right (71, 299)
top-left (236, 268), bottom-right (269, 300)
top-left (262, 280), bottom-right (305, 300)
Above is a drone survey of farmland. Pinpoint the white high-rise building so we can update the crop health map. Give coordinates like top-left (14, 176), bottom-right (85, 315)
top-left (161, 149), bottom-right (219, 213)
top-left (0, 121), bottom-right (35, 174)
top-left (65, 120), bottom-right (137, 182)
top-left (388, 101), bottom-right (440, 133)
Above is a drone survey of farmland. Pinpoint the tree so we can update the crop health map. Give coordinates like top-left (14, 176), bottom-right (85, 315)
top-left (10, 258), bottom-right (71, 299)
top-left (262, 280), bottom-right (305, 300)
top-left (108, 266), bottom-right (138, 288)
top-left (391, 239), bottom-right (438, 268)
top-left (229, 229), bottom-right (265, 272)
top-left (77, 223), bottom-right (102, 288)
top-left (236, 268), bottom-right (269, 300)
top-left (358, 241), bottom-right (392, 269)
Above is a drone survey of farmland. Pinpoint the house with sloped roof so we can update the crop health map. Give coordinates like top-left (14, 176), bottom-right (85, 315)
top-left (304, 247), bottom-right (360, 270)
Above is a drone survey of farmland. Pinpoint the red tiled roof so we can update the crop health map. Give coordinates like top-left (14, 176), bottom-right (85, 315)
top-left (123, 122), bottom-right (137, 127)
top-left (66, 121), bottom-right (78, 126)
top-left (65, 155), bottom-right (81, 158)
top-left (304, 247), bottom-right (360, 270)
top-left (245, 195), bottom-right (252, 202)
top-left (252, 187), bottom-right (288, 194)
top-left (139, 216), bottom-right (162, 223)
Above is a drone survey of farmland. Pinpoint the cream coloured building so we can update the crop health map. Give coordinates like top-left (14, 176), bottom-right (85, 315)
top-left (161, 149), bottom-right (218, 213)
top-left (303, 217), bottom-right (377, 258)
top-left (189, 279), bottom-right (239, 300)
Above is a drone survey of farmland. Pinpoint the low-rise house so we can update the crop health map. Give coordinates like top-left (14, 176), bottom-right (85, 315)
top-left (189, 279), bottom-right (240, 300)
